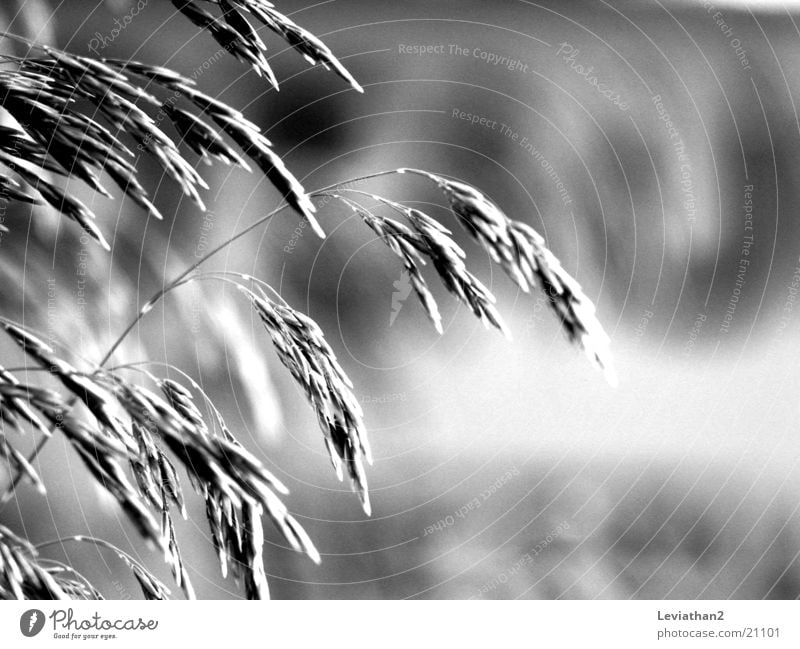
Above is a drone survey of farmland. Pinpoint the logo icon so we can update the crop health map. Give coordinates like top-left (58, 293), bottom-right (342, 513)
top-left (20, 609), bottom-right (45, 637)
top-left (390, 270), bottom-right (412, 327)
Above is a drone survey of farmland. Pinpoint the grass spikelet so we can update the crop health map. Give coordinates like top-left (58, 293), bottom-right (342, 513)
top-left (354, 191), bottom-right (510, 338)
top-left (58, 417), bottom-right (164, 548)
top-left (135, 72), bottom-right (321, 236)
top-left (334, 194), bottom-right (442, 334)
top-left (0, 350), bottom-right (318, 599)
top-left (509, 220), bottom-right (616, 385)
top-left (161, 510), bottom-right (195, 599)
top-left (176, 86), bottom-right (321, 234)
top-left (0, 436), bottom-right (44, 495)
top-left (1, 366), bottom-right (163, 549)
top-left (0, 35), bottom-right (320, 244)
top-left (219, 126), bottom-right (320, 235)
top-left (37, 561), bottom-right (105, 600)
top-left (156, 376), bottom-right (320, 591)
top-left (1, 324), bottom-right (320, 597)
top-left (171, 1), bottom-right (363, 93)
top-left (171, 0), bottom-right (279, 89)
top-left (18, 173), bottom-right (111, 250)
top-left (0, 365), bottom-right (54, 437)
top-left (66, 536), bottom-right (172, 600)
top-left (238, 501), bottom-right (269, 599)
top-left (0, 524), bottom-right (70, 600)
top-left (242, 2), bottom-right (364, 93)
top-left (126, 415), bottom-right (193, 597)
top-left (398, 168), bottom-right (616, 384)
top-left (2, 324), bottom-right (132, 448)
top-left (0, 175), bottom-right (38, 204)
top-left (0, 2), bottom-right (620, 601)
top-left (163, 103), bottom-right (251, 169)
top-left (242, 285), bottom-right (372, 514)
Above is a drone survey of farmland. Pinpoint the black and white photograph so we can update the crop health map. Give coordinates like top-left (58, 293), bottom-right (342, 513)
top-left (0, 0), bottom-right (799, 644)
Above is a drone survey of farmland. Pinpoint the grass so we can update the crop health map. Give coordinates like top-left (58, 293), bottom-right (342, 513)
top-left (0, 1), bottom-right (614, 599)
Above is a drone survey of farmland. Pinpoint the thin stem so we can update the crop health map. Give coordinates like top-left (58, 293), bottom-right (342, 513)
top-left (0, 169), bottom-right (403, 500)
top-left (36, 536), bottom-right (141, 567)
top-left (99, 169), bottom-right (399, 366)
top-left (97, 207), bottom-right (285, 366)
top-left (109, 359), bottom-right (263, 455)
top-left (35, 558), bottom-right (103, 599)
top-left (201, 270), bottom-right (291, 306)
top-left (33, 534), bottom-right (169, 595)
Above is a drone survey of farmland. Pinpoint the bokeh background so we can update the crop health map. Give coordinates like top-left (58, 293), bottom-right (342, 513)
top-left (2, 0), bottom-right (800, 598)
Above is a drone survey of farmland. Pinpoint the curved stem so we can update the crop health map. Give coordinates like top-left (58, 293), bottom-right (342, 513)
top-left (199, 270), bottom-right (290, 306)
top-left (110, 359), bottom-right (257, 451)
top-left (99, 169), bottom-right (399, 366)
top-left (98, 206), bottom-right (285, 366)
top-left (35, 557), bottom-right (102, 599)
top-left (36, 536), bottom-right (152, 576)
top-left (0, 169), bottom-right (403, 501)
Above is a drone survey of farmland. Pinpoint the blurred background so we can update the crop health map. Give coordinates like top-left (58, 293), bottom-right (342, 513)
top-left (2, 0), bottom-right (800, 599)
